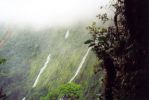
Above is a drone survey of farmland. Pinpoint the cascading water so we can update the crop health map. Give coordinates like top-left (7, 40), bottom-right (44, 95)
top-left (22, 97), bottom-right (25, 100)
top-left (33, 54), bottom-right (51, 88)
top-left (69, 47), bottom-right (91, 83)
top-left (22, 54), bottom-right (51, 100)
top-left (65, 30), bottom-right (69, 39)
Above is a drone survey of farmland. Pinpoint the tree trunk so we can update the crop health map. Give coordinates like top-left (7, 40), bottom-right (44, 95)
top-left (103, 56), bottom-right (116, 100)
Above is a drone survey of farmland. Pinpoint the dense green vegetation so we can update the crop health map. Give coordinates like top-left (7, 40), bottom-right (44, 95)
top-left (41, 83), bottom-right (82, 100)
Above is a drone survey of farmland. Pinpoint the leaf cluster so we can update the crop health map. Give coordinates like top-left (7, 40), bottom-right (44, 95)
top-left (41, 83), bottom-right (82, 100)
top-left (85, 1), bottom-right (130, 70)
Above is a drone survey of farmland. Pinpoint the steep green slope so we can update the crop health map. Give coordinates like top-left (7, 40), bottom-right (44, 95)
top-left (40, 50), bottom-right (102, 100)
top-left (0, 23), bottom-right (99, 100)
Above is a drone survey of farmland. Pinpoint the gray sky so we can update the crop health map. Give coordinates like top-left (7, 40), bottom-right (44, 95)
top-left (0, 0), bottom-right (110, 26)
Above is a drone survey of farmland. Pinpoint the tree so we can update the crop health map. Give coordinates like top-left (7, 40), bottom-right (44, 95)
top-left (41, 83), bottom-right (82, 100)
top-left (85, 0), bottom-right (149, 100)
top-left (59, 83), bottom-right (82, 100)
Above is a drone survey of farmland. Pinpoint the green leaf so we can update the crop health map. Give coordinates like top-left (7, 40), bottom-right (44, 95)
top-left (84, 40), bottom-right (94, 44)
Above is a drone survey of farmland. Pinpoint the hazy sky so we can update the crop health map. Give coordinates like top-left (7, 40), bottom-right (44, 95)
top-left (0, 0), bottom-right (110, 26)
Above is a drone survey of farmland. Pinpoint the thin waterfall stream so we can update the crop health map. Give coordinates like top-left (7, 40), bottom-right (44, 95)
top-left (22, 54), bottom-right (51, 100)
top-left (65, 30), bottom-right (69, 39)
top-left (69, 47), bottom-right (91, 83)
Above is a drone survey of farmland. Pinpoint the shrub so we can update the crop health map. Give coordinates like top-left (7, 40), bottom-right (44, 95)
top-left (41, 83), bottom-right (82, 100)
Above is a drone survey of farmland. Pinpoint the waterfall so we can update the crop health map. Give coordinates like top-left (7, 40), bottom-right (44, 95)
top-left (69, 47), bottom-right (91, 83)
top-left (22, 54), bottom-right (51, 100)
top-left (22, 97), bottom-right (25, 100)
top-left (32, 54), bottom-right (51, 88)
top-left (65, 30), bottom-right (69, 39)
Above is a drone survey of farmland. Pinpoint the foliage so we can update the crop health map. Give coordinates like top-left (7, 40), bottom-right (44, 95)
top-left (85, 7), bottom-right (127, 61)
top-left (0, 58), bottom-right (6, 64)
top-left (96, 13), bottom-right (109, 24)
top-left (85, 0), bottom-right (127, 71)
top-left (41, 83), bottom-right (82, 100)
top-left (85, 0), bottom-right (129, 100)
top-left (85, 0), bottom-right (149, 99)
top-left (59, 83), bottom-right (82, 99)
